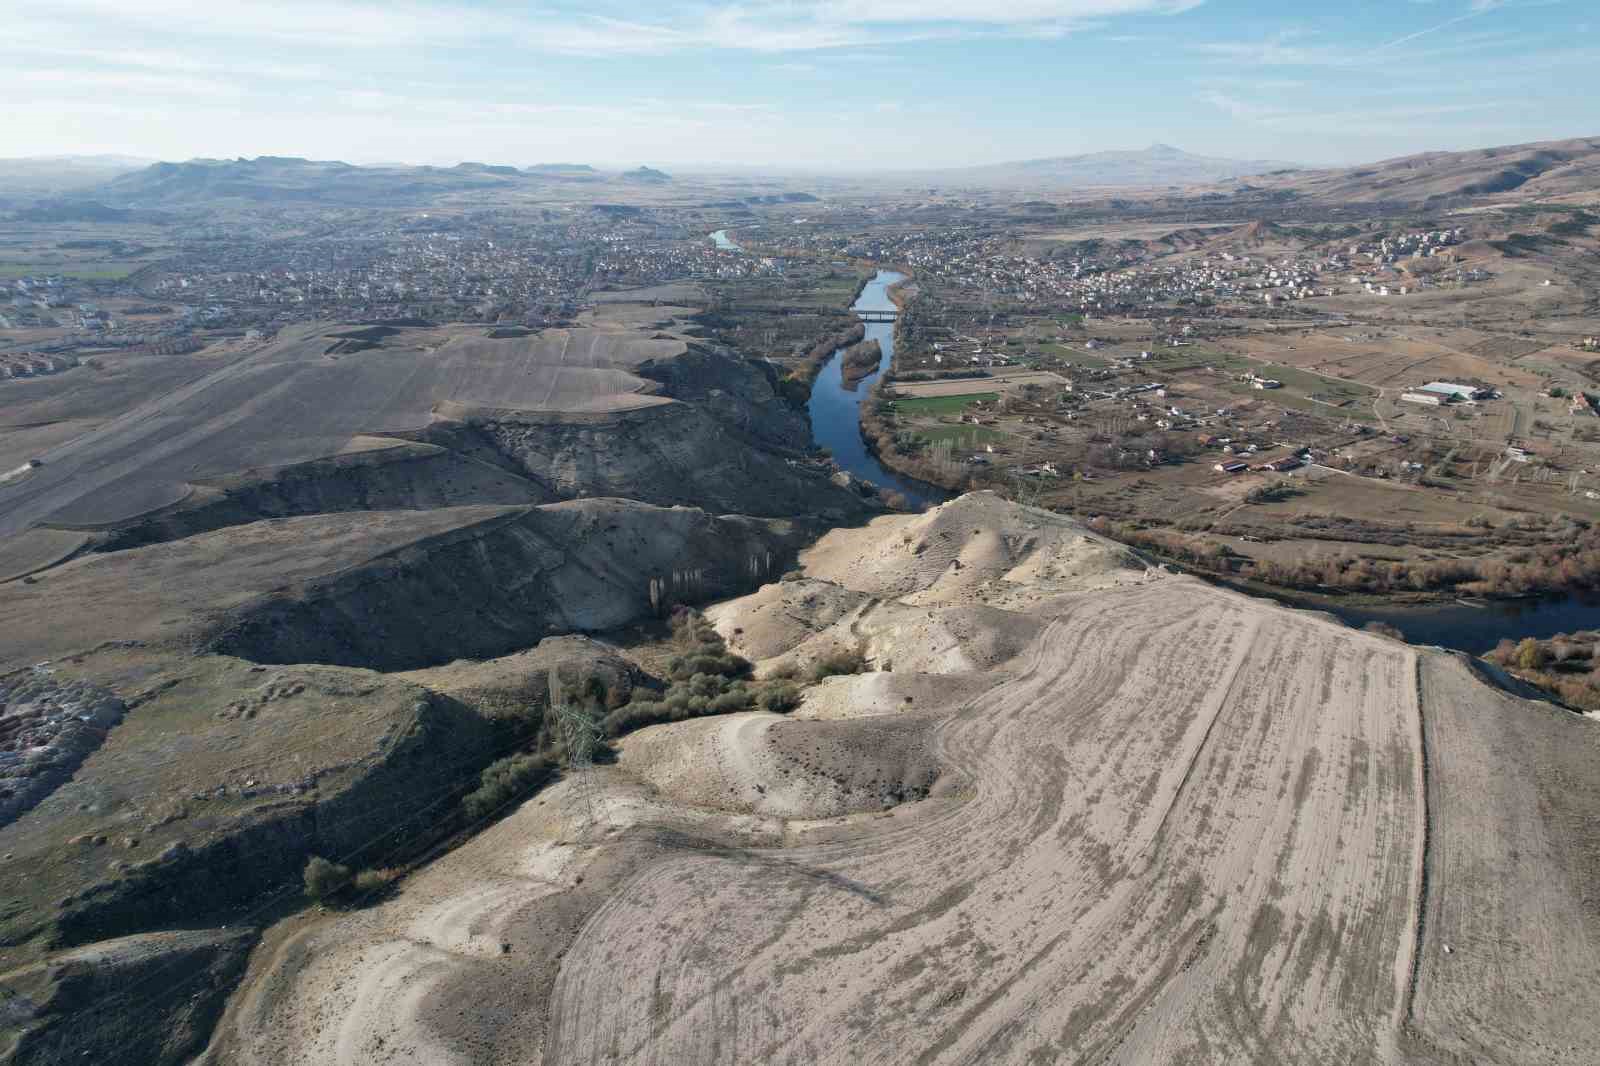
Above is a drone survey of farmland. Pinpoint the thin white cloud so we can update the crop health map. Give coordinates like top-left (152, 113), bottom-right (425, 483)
top-left (12, 0), bottom-right (1206, 57)
top-left (1375, 6), bottom-right (1493, 50)
top-left (1199, 88), bottom-right (1505, 136)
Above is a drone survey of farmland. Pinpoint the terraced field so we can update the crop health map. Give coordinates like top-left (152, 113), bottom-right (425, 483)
top-left (549, 582), bottom-right (1426, 1064)
top-left (201, 493), bottom-right (1600, 1065)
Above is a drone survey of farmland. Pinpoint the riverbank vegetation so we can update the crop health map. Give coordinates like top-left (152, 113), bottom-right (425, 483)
top-left (838, 339), bottom-right (883, 385)
top-left (1485, 630), bottom-right (1600, 710)
top-left (1086, 511), bottom-right (1600, 601)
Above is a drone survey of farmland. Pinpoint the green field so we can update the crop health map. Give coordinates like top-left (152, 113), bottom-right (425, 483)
top-left (1217, 379), bottom-right (1378, 421)
top-left (1193, 351), bottom-right (1377, 404)
top-left (888, 392), bottom-right (999, 416)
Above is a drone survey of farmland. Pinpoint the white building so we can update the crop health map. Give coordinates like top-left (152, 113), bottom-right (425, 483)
top-left (1420, 381), bottom-right (1489, 401)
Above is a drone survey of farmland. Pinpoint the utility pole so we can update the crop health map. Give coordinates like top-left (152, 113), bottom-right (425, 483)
top-left (549, 671), bottom-right (606, 840)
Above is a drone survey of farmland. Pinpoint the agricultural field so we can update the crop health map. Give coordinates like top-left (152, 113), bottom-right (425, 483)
top-left (887, 392), bottom-right (999, 415)
top-left (201, 494), bottom-right (1600, 1065)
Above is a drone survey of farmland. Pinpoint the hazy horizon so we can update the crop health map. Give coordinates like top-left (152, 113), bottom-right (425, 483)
top-left (6, 1), bottom-right (1595, 171)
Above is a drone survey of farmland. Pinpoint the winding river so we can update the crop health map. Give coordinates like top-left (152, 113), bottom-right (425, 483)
top-left (806, 270), bottom-right (949, 508)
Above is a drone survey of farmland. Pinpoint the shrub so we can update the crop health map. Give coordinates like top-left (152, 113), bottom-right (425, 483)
top-left (809, 648), bottom-right (868, 683)
top-left (352, 868), bottom-right (400, 897)
top-left (463, 752), bottom-right (556, 819)
top-left (756, 681), bottom-right (802, 713)
top-left (1515, 637), bottom-right (1547, 671)
top-left (602, 699), bottom-right (670, 734)
top-left (303, 855), bottom-right (352, 900)
top-left (667, 652), bottom-right (748, 681)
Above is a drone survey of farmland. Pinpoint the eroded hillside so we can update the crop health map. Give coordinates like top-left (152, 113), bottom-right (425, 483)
top-left (198, 493), bottom-right (1600, 1065)
top-left (0, 288), bottom-right (875, 1065)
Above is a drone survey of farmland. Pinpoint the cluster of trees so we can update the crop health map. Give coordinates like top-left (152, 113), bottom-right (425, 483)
top-left (302, 856), bottom-right (398, 903)
top-left (447, 610), bottom-right (823, 843)
top-left (1238, 539), bottom-right (1600, 598)
top-left (1486, 631), bottom-right (1600, 710)
top-left (1097, 512), bottom-right (1600, 601)
top-left (462, 752), bottom-right (559, 820)
top-left (1087, 518), bottom-right (1239, 570)
top-left (1239, 554), bottom-right (1477, 593)
top-left (596, 610), bottom-right (803, 735)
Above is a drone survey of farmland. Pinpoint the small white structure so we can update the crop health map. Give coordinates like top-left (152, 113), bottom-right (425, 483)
top-left (1400, 391), bottom-right (1444, 407)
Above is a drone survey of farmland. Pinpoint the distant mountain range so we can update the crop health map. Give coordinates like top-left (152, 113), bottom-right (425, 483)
top-left (71, 156), bottom-right (676, 206)
top-left (8, 134), bottom-right (1598, 210)
top-left (938, 144), bottom-right (1300, 188)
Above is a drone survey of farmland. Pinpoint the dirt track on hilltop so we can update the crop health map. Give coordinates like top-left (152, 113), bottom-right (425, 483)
top-left (546, 581), bottom-right (1426, 1064)
top-left (202, 494), bottom-right (1600, 1066)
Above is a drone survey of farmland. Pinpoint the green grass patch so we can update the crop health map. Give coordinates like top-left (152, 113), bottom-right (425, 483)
top-left (1258, 364), bottom-right (1376, 403)
top-left (887, 392), bottom-right (999, 416)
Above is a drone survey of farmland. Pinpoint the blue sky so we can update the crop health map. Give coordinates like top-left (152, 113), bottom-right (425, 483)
top-left (4, 0), bottom-right (1593, 170)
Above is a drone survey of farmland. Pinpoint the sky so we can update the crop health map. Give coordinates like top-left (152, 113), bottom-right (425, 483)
top-left (3, 0), bottom-right (1594, 171)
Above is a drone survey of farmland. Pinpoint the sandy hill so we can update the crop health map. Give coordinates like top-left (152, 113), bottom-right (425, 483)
top-left (193, 491), bottom-right (1600, 1064)
top-left (1245, 135), bottom-right (1600, 206)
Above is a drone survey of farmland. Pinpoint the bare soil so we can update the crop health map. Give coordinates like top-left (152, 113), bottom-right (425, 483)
top-left (199, 492), bottom-right (1600, 1064)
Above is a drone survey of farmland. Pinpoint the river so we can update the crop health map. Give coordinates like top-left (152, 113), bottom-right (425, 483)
top-left (806, 270), bottom-right (950, 508)
top-left (1303, 591), bottom-right (1600, 655)
top-left (710, 230), bottom-right (740, 251)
